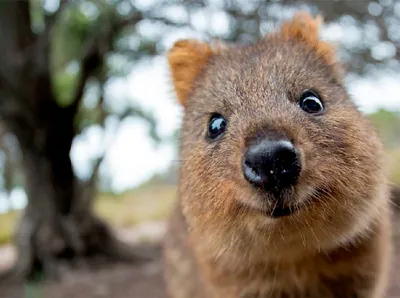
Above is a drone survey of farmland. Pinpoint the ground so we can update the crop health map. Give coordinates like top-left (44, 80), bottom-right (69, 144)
top-left (0, 252), bottom-right (166, 298)
top-left (0, 218), bottom-right (399, 298)
top-left (0, 222), bottom-right (167, 298)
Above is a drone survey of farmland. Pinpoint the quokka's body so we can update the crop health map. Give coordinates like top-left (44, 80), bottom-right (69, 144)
top-left (163, 12), bottom-right (392, 298)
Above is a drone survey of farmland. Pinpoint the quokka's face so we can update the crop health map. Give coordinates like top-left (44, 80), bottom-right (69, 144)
top-left (171, 13), bottom-right (385, 245)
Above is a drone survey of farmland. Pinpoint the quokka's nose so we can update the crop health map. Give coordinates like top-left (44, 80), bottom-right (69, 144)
top-left (242, 139), bottom-right (301, 192)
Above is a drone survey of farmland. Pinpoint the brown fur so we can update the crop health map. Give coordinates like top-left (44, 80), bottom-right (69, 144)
top-left (163, 12), bottom-right (392, 298)
top-left (168, 40), bottom-right (214, 105)
top-left (277, 12), bottom-right (336, 69)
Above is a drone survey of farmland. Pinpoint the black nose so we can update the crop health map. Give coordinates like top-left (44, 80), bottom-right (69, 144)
top-left (242, 139), bottom-right (301, 191)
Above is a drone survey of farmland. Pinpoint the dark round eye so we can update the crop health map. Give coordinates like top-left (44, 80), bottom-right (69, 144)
top-left (208, 113), bottom-right (227, 140)
top-left (299, 90), bottom-right (324, 114)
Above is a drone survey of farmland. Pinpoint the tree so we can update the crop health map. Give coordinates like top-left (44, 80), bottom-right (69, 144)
top-left (0, 0), bottom-right (170, 280)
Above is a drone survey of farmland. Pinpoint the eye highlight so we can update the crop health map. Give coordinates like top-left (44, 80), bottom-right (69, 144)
top-left (299, 90), bottom-right (324, 114)
top-left (207, 113), bottom-right (227, 140)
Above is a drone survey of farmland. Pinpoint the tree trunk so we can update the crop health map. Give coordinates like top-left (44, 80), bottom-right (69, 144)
top-left (5, 102), bottom-right (147, 282)
top-left (0, 1), bottom-right (153, 281)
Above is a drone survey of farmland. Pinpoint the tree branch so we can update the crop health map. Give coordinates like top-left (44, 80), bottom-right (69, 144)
top-left (0, 89), bottom-right (36, 140)
top-left (86, 86), bottom-right (107, 189)
top-left (0, 0), bottom-right (36, 100)
top-left (69, 11), bottom-right (144, 115)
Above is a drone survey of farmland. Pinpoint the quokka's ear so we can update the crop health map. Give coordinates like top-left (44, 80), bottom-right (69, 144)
top-left (167, 39), bottom-right (223, 106)
top-left (277, 11), bottom-right (336, 67)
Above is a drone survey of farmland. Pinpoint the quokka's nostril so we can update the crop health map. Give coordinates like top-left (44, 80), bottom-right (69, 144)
top-left (242, 159), bottom-right (262, 184)
top-left (244, 160), bottom-right (251, 168)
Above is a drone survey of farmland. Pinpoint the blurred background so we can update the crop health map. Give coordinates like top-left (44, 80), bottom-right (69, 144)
top-left (0, 0), bottom-right (399, 297)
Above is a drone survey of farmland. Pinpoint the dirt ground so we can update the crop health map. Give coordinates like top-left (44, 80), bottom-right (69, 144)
top-left (0, 253), bottom-right (166, 298)
top-left (0, 222), bottom-right (168, 298)
top-left (0, 219), bottom-right (399, 298)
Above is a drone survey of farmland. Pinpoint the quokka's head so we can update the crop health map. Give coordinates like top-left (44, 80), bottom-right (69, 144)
top-left (168, 12), bottom-right (387, 252)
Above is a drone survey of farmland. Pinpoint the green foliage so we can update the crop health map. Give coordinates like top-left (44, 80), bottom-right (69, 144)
top-left (51, 2), bottom-right (97, 72)
top-left (29, 0), bottom-right (45, 33)
top-left (50, 3), bottom-right (98, 107)
top-left (47, 0), bottom-right (161, 137)
top-left (52, 68), bottom-right (79, 107)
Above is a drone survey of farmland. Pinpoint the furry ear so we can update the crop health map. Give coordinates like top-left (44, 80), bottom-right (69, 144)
top-left (167, 39), bottom-right (215, 106)
top-left (278, 12), bottom-right (336, 66)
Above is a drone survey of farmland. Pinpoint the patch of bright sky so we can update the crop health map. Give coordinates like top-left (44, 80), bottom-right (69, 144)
top-left (0, 188), bottom-right (28, 213)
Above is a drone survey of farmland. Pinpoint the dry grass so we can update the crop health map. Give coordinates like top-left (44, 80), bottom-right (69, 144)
top-left (0, 185), bottom-right (177, 245)
top-left (388, 148), bottom-right (400, 185)
top-left (95, 185), bottom-right (177, 227)
top-left (0, 211), bottom-right (18, 245)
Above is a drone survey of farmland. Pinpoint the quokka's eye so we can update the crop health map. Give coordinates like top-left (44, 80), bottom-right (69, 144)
top-left (299, 90), bottom-right (324, 114)
top-left (208, 113), bottom-right (227, 140)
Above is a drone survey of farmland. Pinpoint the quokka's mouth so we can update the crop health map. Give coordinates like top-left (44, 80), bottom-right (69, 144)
top-left (260, 191), bottom-right (301, 218)
top-left (269, 204), bottom-right (298, 218)
top-left (243, 201), bottom-right (300, 218)
top-left (237, 191), bottom-right (301, 218)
